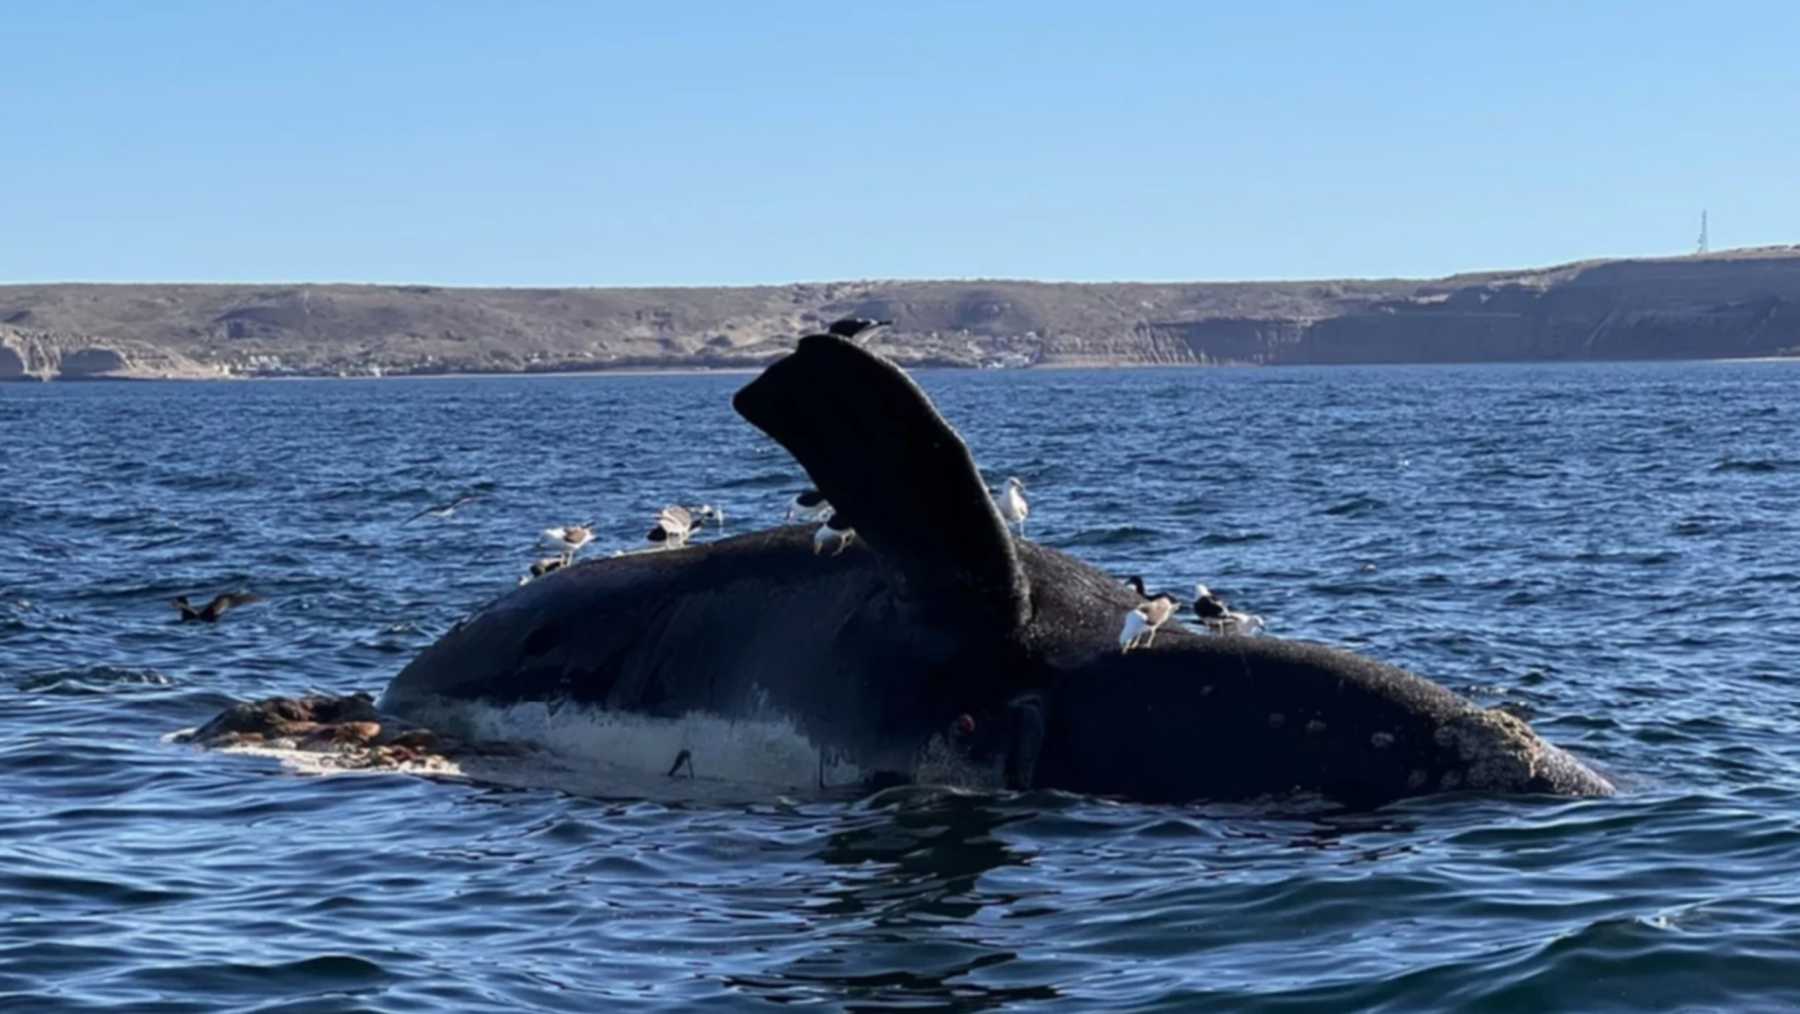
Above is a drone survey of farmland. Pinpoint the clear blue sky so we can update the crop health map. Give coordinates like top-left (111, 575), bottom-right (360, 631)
top-left (3, 2), bottom-right (1794, 286)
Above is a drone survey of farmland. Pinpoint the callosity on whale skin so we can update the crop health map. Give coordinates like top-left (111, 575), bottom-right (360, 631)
top-left (173, 692), bottom-right (462, 772)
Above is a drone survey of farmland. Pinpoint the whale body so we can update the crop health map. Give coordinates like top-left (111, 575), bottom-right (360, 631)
top-left (381, 335), bottom-right (1614, 805)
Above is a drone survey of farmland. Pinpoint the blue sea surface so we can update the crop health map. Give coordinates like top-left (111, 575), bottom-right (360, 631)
top-left (3, 361), bottom-right (1799, 1011)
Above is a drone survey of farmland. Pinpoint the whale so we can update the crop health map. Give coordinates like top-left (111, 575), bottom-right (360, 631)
top-left (371, 333), bottom-right (1614, 806)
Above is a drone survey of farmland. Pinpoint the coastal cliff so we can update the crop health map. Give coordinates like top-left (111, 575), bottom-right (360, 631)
top-left (2, 248), bottom-right (1796, 379)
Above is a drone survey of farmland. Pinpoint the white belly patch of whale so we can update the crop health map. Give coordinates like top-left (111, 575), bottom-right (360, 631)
top-left (173, 686), bottom-right (1004, 800)
top-left (397, 694), bottom-right (869, 791)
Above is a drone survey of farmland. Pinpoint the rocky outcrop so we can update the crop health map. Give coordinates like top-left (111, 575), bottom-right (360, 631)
top-left (0, 328), bottom-right (58, 380)
top-left (2, 247), bottom-right (1797, 378)
top-left (0, 326), bottom-right (227, 381)
top-left (0, 334), bottom-right (30, 380)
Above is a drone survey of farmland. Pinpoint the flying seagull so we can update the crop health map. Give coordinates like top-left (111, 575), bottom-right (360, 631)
top-left (171, 591), bottom-right (265, 624)
top-left (402, 493), bottom-right (485, 524)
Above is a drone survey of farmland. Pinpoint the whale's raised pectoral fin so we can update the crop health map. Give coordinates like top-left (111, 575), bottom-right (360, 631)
top-left (733, 334), bottom-right (1030, 629)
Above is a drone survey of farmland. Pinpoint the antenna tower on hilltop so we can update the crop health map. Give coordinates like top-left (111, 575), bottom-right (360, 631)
top-left (1696, 210), bottom-right (1709, 255)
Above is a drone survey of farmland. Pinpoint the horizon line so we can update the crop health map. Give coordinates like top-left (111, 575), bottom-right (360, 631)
top-left (2, 244), bottom-right (1795, 292)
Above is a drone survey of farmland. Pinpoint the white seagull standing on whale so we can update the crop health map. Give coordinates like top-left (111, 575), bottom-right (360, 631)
top-left (1119, 578), bottom-right (1180, 651)
top-left (542, 524), bottom-right (595, 562)
top-left (1118, 607), bottom-right (1150, 653)
top-left (995, 477), bottom-right (1029, 537)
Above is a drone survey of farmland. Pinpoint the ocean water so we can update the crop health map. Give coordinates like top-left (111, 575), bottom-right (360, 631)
top-left (3, 360), bottom-right (1799, 1011)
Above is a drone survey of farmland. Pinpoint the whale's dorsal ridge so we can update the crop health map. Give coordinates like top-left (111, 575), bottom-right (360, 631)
top-left (733, 334), bottom-right (1030, 629)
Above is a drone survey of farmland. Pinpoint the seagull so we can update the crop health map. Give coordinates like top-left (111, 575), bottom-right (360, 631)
top-left (402, 492), bottom-right (484, 524)
top-left (1191, 583), bottom-right (1232, 633)
top-left (1117, 578), bottom-right (1179, 650)
top-left (1119, 607), bottom-right (1150, 653)
top-left (786, 489), bottom-right (832, 523)
top-left (1137, 594), bottom-right (1178, 647)
top-left (542, 524), bottom-right (595, 561)
top-left (171, 591), bottom-right (265, 624)
top-left (518, 556), bottom-right (568, 585)
top-left (1188, 583), bottom-right (1231, 623)
top-left (1218, 610), bottom-right (1267, 637)
top-left (1191, 583), bottom-right (1264, 636)
top-left (648, 505), bottom-right (694, 548)
top-left (813, 514), bottom-right (855, 556)
top-left (995, 477), bottom-right (1029, 537)
top-left (826, 317), bottom-right (893, 344)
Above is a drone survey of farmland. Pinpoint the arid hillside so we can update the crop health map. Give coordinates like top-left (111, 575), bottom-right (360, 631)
top-left (4, 247), bottom-right (1798, 380)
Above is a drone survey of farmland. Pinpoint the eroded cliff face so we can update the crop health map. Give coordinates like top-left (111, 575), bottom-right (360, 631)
top-left (0, 336), bottom-right (31, 380)
top-left (0, 327), bottom-right (227, 381)
top-left (2, 248), bottom-right (1796, 378)
top-left (1285, 255), bottom-right (1800, 364)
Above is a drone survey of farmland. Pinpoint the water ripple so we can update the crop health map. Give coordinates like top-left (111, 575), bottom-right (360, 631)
top-left (4, 361), bottom-right (1800, 1010)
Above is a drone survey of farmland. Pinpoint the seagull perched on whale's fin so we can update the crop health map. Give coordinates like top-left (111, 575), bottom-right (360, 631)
top-left (825, 317), bottom-right (892, 344)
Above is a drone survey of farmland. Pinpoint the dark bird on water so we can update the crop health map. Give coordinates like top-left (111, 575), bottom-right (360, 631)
top-left (402, 493), bottom-right (485, 524)
top-left (825, 317), bottom-right (892, 344)
top-left (171, 592), bottom-right (265, 623)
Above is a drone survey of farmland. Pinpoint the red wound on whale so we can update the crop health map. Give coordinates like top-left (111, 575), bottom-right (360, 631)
top-left (956, 714), bottom-right (976, 736)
